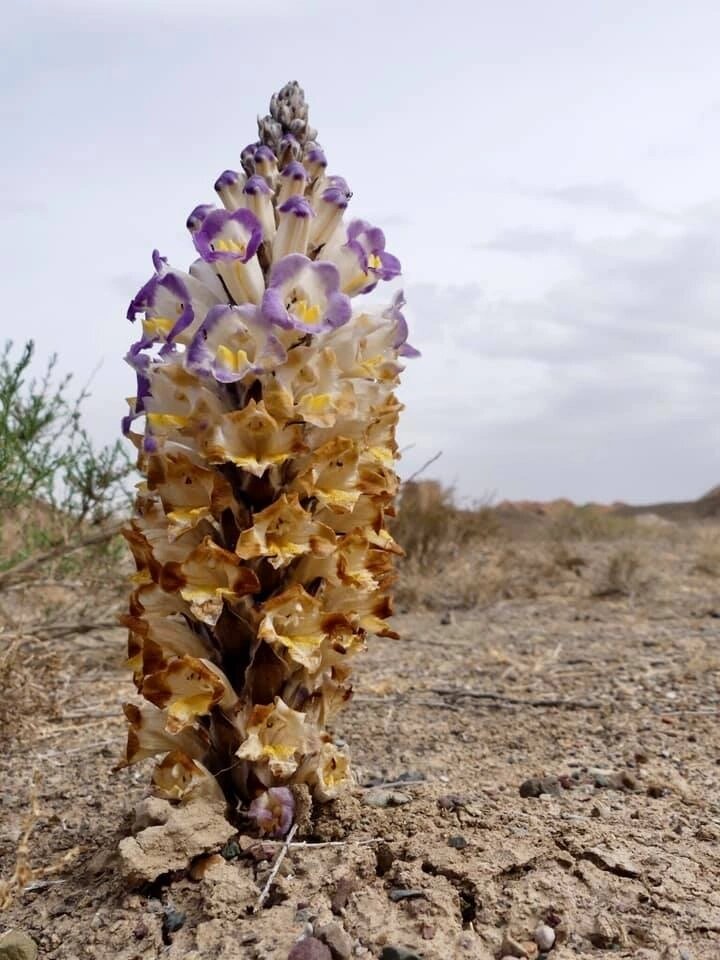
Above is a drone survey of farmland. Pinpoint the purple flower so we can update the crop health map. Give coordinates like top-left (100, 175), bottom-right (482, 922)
top-left (273, 196), bottom-right (315, 260)
top-left (278, 160), bottom-right (307, 196)
top-left (186, 204), bottom-right (214, 233)
top-left (240, 140), bottom-right (260, 175)
top-left (243, 175), bottom-right (276, 242)
top-left (383, 290), bottom-right (420, 358)
top-left (186, 304), bottom-right (286, 383)
top-left (121, 370), bottom-right (151, 437)
top-left (243, 174), bottom-right (273, 198)
top-left (310, 183), bottom-right (350, 249)
top-left (253, 145), bottom-right (278, 185)
top-left (191, 207), bottom-right (263, 264)
top-left (326, 174), bottom-right (352, 199)
top-left (248, 787), bottom-right (294, 838)
top-left (127, 250), bottom-right (195, 344)
top-left (345, 219), bottom-right (401, 291)
top-left (261, 254), bottom-right (351, 333)
top-left (214, 169), bottom-right (246, 211)
top-left (303, 145), bottom-right (327, 182)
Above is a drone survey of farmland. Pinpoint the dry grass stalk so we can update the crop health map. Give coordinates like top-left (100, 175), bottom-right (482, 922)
top-left (0, 773), bottom-right (39, 910)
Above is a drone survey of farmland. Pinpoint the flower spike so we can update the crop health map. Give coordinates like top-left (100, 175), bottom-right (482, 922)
top-left (121, 81), bottom-right (417, 825)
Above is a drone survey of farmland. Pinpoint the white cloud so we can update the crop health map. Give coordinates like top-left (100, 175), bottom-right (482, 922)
top-left (398, 208), bottom-right (720, 500)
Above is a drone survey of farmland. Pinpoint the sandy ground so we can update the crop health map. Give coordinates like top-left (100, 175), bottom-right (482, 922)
top-left (1, 529), bottom-right (719, 959)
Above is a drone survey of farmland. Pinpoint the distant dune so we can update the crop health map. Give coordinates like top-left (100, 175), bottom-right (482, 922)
top-left (494, 485), bottom-right (720, 523)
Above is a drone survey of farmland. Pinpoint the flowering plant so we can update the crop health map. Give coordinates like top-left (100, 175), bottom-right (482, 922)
top-left (120, 82), bottom-right (416, 833)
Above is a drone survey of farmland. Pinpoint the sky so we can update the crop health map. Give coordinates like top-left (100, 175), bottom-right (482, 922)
top-left (4, 0), bottom-right (720, 504)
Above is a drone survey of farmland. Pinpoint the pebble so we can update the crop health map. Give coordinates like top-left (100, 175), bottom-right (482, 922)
top-left (364, 789), bottom-right (412, 808)
top-left (389, 888), bottom-right (426, 902)
top-left (380, 948), bottom-right (423, 960)
top-left (535, 924), bottom-right (556, 951)
top-left (330, 875), bottom-right (357, 914)
top-left (448, 835), bottom-right (467, 849)
top-left (519, 776), bottom-right (562, 799)
top-left (0, 930), bottom-right (38, 960)
top-left (316, 922), bottom-right (352, 960)
top-left (221, 839), bottom-right (241, 860)
top-left (162, 907), bottom-right (186, 937)
top-left (288, 938), bottom-right (332, 960)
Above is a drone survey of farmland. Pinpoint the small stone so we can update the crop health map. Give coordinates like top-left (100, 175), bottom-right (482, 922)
top-left (591, 803), bottom-right (608, 819)
top-left (330, 875), bottom-right (357, 914)
top-left (396, 770), bottom-right (426, 783)
top-left (364, 789), bottom-right (412, 808)
top-left (519, 777), bottom-right (561, 799)
top-left (646, 783), bottom-right (665, 799)
top-left (0, 931), bottom-right (38, 960)
top-left (380, 948), bottom-right (423, 960)
top-left (519, 778), bottom-right (543, 799)
top-left (389, 888), bottom-right (426, 902)
top-left (288, 937), bottom-right (332, 960)
top-left (375, 842), bottom-right (394, 876)
top-left (132, 796), bottom-right (172, 832)
top-left (316, 922), bottom-right (352, 960)
top-left (539, 777), bottom-right (562, 797)
top-left (162, 907), bottom-right (186, 937)
top-left (221, 839), bottom-right (241, 860)
top-left (534, 924), bottom-right (555, 951)
top-left (448, 835), bottom-right (467, 849)
top-left (618, 772), bottom-right (638, 791)
top-left (133, 923), bottom-right (148, 941)
top-left (440, 611), bottom-right (455, 625)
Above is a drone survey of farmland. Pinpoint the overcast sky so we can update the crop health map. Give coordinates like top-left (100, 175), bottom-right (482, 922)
top-left (4, 0), bottom-right (720, 504)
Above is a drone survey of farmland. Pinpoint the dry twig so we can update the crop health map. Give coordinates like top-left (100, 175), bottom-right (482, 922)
top-left (403, 451), bottom-right (443, 485)
top-left (255, 823), bottom-right (298, 911)
top-left (0, 524), bottom-right (122, 588)
top-left (431, 687), bottom-right (602, 709)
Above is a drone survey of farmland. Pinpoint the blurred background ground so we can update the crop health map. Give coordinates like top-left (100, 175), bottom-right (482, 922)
top-left (1, 489), bottom-right (719, 959)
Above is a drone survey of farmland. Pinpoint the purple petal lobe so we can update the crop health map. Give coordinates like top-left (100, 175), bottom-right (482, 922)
top-left (192, 208), bottom-right (263, 263)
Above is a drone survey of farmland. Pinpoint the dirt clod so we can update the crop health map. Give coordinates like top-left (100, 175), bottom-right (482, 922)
top-left (0, 930), bottom-right (38, 960)
top-left (118, 798), bottom-right (236, 885)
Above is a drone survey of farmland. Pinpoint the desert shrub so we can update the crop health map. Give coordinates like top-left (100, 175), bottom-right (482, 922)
top-left (593, 546), bottom-right (646, 598)
top-left (692, 534), bottom-right (720, 577)
top-left (0, 340), bottom-right (133, 572)
top-left (547, 505), bottom-right (637, 542)
top-left (548, 541), bottom-right (587, 576)
top-left (392, 481), bottom-right (500, 567)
